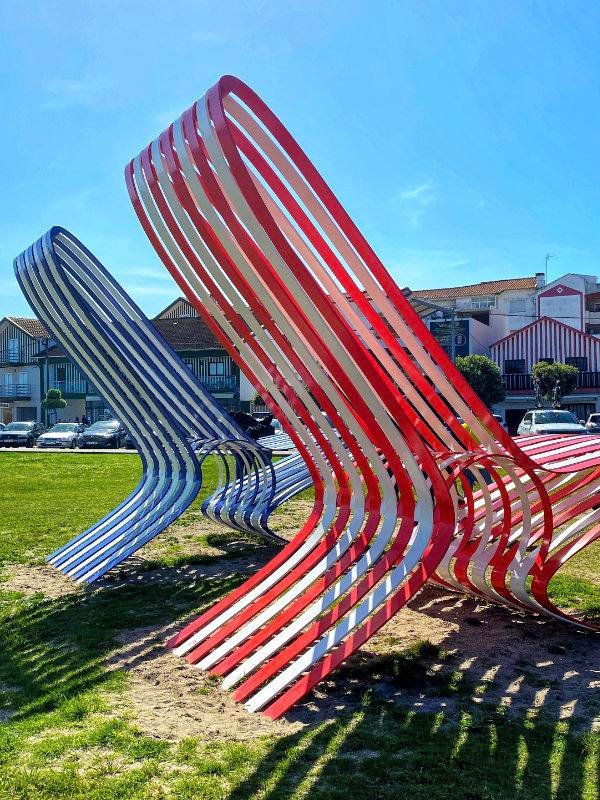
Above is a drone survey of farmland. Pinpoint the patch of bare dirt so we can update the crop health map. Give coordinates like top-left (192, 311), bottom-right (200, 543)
top-left (300, 584), bottom-right (600, 731)
top-left (1, 564), bottom-right (77, 598)
top-left (100, 582), bottom-right (599, 741)
top-left (4, 510), bottom-right (598, 737)
top-left (267, 499), bottom-right (316, 539)
top-left (106, 622), bottom-right (304, 741)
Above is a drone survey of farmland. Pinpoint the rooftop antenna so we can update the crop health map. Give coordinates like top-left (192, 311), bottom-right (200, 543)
top-left (545, 253), bottom-right (556, 284)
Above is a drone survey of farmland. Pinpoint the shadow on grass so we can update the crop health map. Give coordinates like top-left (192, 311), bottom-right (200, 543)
top-left (224, 692), bottom-right (598, 800)
top-left (220, 584), bottom-right (600, 800)
top-left (0, 561), bottom-right (597, 799)
top-left (0, 567), bottom-right (245, 724)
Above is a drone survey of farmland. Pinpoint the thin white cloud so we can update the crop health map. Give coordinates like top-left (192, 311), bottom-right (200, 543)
top-left (393, 180), bottom-right (437, 228)
top-left (42, 77), bottom-right (116, 111)
top-left (125, 267), bottom-right (175, 281)
top-left (400, 180), bottom-right (436, 200)
top-left (385, 248), bottom-right (472, 289)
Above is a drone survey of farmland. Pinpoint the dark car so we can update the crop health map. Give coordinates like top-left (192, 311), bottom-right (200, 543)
top-left (123, 429), bottom-right (137, 450)
top-left (0, 421), bottom-right (44, 448)
top-left (232, 411), bottom-right (277, 440)
top-left (78, 420), bottom-right (126, 449)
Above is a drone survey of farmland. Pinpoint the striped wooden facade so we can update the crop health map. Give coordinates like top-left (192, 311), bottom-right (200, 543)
top-left (0, 321), bottom-right (45, 365)
top-left (159, 298), bottom-right (199, 319)
top-left (48, 362), bottom-right (87, 395)
top-left (491, 316), bottom-right (600, 372)
top-left (181, 354), bottom-right (235, 381)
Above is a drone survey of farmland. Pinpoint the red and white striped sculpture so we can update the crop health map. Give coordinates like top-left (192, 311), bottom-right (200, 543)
top-left (127, 76), bottom-right (600, 717)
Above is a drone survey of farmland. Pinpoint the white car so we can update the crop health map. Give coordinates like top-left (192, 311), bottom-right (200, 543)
top-left (37, 422), bottom-right (83, 449)
top-left (517, 410), bottom-right (587, 436)
top-left (585, 413), bottom-right (600, 434)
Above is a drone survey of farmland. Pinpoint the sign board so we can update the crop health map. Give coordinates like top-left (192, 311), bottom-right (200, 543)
top-left (429, 318), bottom-right (470, 359)
top-left (0, 403), bottom-right (9, 409)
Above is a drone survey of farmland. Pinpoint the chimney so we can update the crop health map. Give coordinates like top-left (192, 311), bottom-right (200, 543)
top-left (535, 272), bottom-right (545, 288)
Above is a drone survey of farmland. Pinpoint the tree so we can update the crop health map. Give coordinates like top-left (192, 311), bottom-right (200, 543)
top-left (41, 388), bottom-right (67, 424)
top-left (454, 354), bottom-right (505, 408)
top-left (251, 389), bottom-right (266, 408)
top-left (531, 361), bottom-right (578, 407)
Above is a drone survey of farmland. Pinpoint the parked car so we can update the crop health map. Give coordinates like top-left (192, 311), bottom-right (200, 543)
top-left (232, 411), bottom-right (277, 440)
top-left (78, 420), bottom-right (126, 449)
top-left (0, 421), bottom-right (44, 447)
top-left (37, 422), bottom-right (83, 449)
top-left (492, 413), bottom-right (508, 431)
top-left (517, 409), bottom-right (587, 436)
top-left (585, 413), bottom-right (600, 434)
top-left (123, 430), bottom-right (137, 450)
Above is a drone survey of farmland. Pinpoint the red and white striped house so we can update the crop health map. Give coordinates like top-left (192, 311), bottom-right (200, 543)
top-left (491, 316), bottom-right (600, 373)
top-left (413, 273), bottom-right (600, 433)
top-left (491, 316), bottom-right (600, 432)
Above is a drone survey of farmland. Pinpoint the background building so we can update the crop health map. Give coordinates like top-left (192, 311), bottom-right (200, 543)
top-left (6, 273), bottom-right (600, 434)
top-left (0, 317), bottom-right (48, 424)
top-left (412, 272), bottom-right (600, 433)
top-left (21, 297), bottom-right (256, 424)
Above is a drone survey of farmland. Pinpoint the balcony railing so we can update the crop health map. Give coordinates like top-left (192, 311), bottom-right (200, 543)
top-left (50, 380), bottom-right (88, 395)
top-left (503, 372), bottom-right (600, 392)
top-left (0, 350), bottom-right (25, 366)
top-left (0, 383), bottom-right (31, 399)
top-left (203, 375), bottom-right (237, 391)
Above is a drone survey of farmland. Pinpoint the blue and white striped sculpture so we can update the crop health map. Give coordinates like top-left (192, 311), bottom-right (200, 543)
top-left (14, 227), bottom-right (312, 583)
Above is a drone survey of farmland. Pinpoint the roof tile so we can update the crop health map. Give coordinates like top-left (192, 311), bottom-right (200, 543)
top-left (6, 317), bottom-right (50, 338)
top-left (413, 276), bottom-right (537, 300)
top-left (151, 316), bottom-right (221, 349)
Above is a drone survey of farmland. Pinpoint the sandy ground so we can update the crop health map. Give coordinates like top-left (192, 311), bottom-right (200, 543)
top-left (3, 513), bottom-right (599, 740)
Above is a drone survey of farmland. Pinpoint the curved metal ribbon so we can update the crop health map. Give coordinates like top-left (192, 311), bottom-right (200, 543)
top-left (126, 76), bottom-right (599, 718)
top-left (14, 227), bottom-right (312, 582)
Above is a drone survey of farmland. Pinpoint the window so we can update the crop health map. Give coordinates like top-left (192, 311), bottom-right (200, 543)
top-left (471, 295), bottom-right (496, 309)
top-left (509, 298), bottom-right (526, 314)
top-left (522, 413), bottom-right (532, 424)
top-left (539, 357), bottom-right (554, 364)
top-left (533, 410), bottom-right (578, 425)
top-left (208, 361), bottom-right (225, 376)
top-left (566, 357), bottom-right (588, 372)
top-left (505, 359), bottom-right (526, 374)
top-left (8, 338), bottom-right (19, 362)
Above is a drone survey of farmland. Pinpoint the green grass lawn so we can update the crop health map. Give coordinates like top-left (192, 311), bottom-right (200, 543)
top-left (0, 452), bottom-right (598, 799)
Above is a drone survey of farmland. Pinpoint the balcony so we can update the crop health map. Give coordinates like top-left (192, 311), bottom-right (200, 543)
top-left (50, 380), bottom-right (88, 396)
top-left (503, 372), bottom-right (600, 392)
top-left (0, 350), bottom-right (25, 367)
top-left (203, 375), bottom-right (237, 391)
top-left (0, 383), bottom-right (31, 400)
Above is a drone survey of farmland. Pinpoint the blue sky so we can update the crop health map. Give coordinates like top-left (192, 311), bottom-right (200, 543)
top-left (2, 0), bottom-right (600, 317)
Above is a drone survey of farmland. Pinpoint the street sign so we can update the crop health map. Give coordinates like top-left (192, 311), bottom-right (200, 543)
top-left (429, 319), bottom-right (470, 359)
